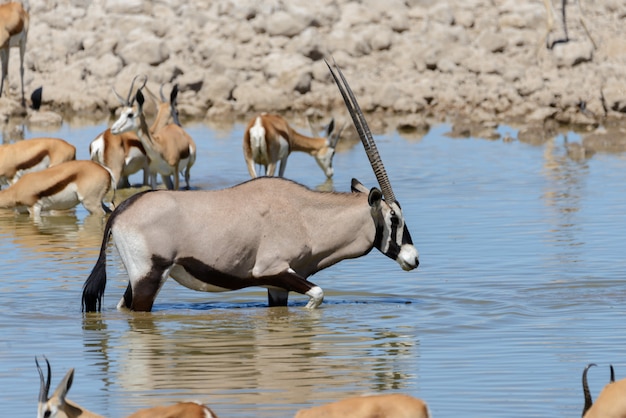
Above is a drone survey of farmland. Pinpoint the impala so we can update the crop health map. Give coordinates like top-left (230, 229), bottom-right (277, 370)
top-left (582, 363), bottom-right (626, 418)
top-left (243, 113), bottom-right (343, 178)
top-left (111, 77), bottom-right (196, 190)
top-left (0, 1), bottom-right (28, 105)
top-left (0, 160), bottom-right (113, 217)
top-left (294, 394), bottom-right (430, 418)
top-left (81, 61), bottom-right (418, 312)
top-left (36, 357), bottom-right (218, 418)
top-left (0, 137), bottom-right (75, 187)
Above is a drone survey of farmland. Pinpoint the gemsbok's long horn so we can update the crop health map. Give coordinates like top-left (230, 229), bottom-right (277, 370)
top-left (36, 356), bottom-right (51, 404)
top-left (582, 363), bottom-right (597, 415)
top-left (326, 59), bottom-right (397, 204)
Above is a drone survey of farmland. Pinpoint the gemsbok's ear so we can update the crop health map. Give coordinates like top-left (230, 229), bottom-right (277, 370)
top-left (368, 187), bottom-right (383, 207)
top-left (351, 178), bottom-right (368, 194)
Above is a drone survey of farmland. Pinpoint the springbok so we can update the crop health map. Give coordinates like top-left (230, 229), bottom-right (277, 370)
top-left (89, 130), bottom-right (148, 189)
top-left (89, 83), bottom-right (183, 189)
top-left (0, 1), bottom-right (28, 106)
top-left (243, 113), bottom-right (342, 179)
top-left (294, 394), bottom-right (430, 418)
top-left (0, 137), bottom-right (76, 187)
top-left (81, 61), bottom-right (418, 312)
top-left (582, 363), bottom-right (626, 418)
top-left (36, 357), bottom-right (218, 418)
top-left (0, 160), bottom-right (113, 217)
top-left (111, 77), bottom-right (196, 190)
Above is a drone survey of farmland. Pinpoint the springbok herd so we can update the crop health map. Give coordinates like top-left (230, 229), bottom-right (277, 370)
top-left (0, 1), bottom-right (623, 418)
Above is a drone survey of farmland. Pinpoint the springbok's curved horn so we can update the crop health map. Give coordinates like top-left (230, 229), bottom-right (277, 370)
top-left (326, 59), bottom-right (396, 203)
top-left (582, 363), bottom-right (597, 416)
top-left (36, 356), bottom-right (51, 403)
top-left (112, 86), bottom-right (126, 105)
top-left (159, 83), bottom-right (167, 103)
top-left (610, 364), bottom-right (616, 382)
top-left (127, 74), bottom-right (148, 105)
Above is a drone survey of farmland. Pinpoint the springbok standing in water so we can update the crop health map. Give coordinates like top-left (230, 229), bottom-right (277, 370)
top-left (81, 61), bottom-right (418, 312)
top-left (243, 113), bottom-right (343, 179)
top-left (0, 137), bottom-right (75, 187)
top-left (0, 160), bottom-right (113, 217)
top-left (111, 76), bottom-right (196, 190)
top-left (36, 357), bottom-right (219, 418)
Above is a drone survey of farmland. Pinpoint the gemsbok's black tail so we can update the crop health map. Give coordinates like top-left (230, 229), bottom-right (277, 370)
top-left (81, 215), bottom-right (114, 312)
top-left (82, 190), bottom-right (153, 312)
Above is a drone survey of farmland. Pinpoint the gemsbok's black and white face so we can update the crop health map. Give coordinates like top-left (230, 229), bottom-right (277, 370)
top-left (353, 179), bottom-right (419, 271)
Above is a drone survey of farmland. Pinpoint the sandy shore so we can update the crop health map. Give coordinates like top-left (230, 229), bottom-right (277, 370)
top-left (1, 0), bottom-right (625, 147)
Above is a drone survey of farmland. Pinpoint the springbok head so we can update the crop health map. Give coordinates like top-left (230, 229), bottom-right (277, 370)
top-left (308, 116), bottom-right (346, 178)
top-left (326, 60), bottom-right (419, 271)
top-left (111, 75), bottom-right (148, 136)
top-left (36, 357), bottom-right (77, 418)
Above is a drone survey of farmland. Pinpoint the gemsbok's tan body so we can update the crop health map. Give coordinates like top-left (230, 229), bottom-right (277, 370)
top-left (0, 160), bottom-right (113, 217)
top-left (0, 1), bottom-right (28, 105)
top-left (0, 137), bottom-right (76, 187)
top-left (243, 113), bottom-right (342, 179)
top-left (36, 357), bottom-right (218, 418)
top-left (583, 363), bottom-right (626, 418)
top-left (112, 78), bottom-right (196, 190)
top-left (89, 129), bottom-right (149, 189)
top-left (82, 62), bottom-right (419, 313)
top-left (295, 394), bottom-right (430, 418)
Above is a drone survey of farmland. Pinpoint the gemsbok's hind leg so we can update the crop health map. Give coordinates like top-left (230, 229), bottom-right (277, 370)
top-left (119, 262), bottom-right (171, 312)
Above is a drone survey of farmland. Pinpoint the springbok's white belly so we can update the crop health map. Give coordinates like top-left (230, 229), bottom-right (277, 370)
top-left (123, 146), bottom-right (147, 175)
top-left (9, 155), bottom-right (52, 185)
top-left (169, 265), bottom-right (231, 292)
top-left (37, 183), bottom-right (81, 211)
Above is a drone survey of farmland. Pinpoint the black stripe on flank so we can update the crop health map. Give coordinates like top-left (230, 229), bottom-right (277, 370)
top-left (16, 150), bottom-right (48, 171)
top-left (174, 256), bottom-right (318, 295)
top-left (37, 173), bottom-right (78, 198)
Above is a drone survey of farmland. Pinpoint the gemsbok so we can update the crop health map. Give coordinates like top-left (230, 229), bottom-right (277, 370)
top-left (582, 363), bottom-right (626, 418)
top-left (0, 160), bottom-right (114, 217)
top-left (36, 357), bottom-right (219, 418)
top-left (243, 113), bottom-right (343, 178)
top-left (294, 394), bottom-right (430, 418)
top-left (0, 1), bottom-right (28, 106)
top-left (111, 77), bottom-right (196, 190)
top-left (81, 61), bottom-right (418, 312)
top-left (0, 137), bottom-right (76, 187)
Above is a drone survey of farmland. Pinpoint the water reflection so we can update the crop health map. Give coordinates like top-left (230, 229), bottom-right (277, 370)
top-left (541, 134), bottom-right (588, 264)
top-left (81, 306), bottom-right (420, 414)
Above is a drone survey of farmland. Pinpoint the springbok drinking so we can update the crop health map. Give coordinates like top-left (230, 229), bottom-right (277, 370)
top-left (243, 113), bottom-right (343, 178)
top-left (81, 61), bottom-right (418, 312)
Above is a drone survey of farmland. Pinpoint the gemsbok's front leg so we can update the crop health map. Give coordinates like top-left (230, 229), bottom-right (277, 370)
top-left (265, 269), bottom-right (324, 309)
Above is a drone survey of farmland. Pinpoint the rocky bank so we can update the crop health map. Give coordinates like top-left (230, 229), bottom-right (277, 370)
top-left (2, 0), bottom-right (626, 144)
